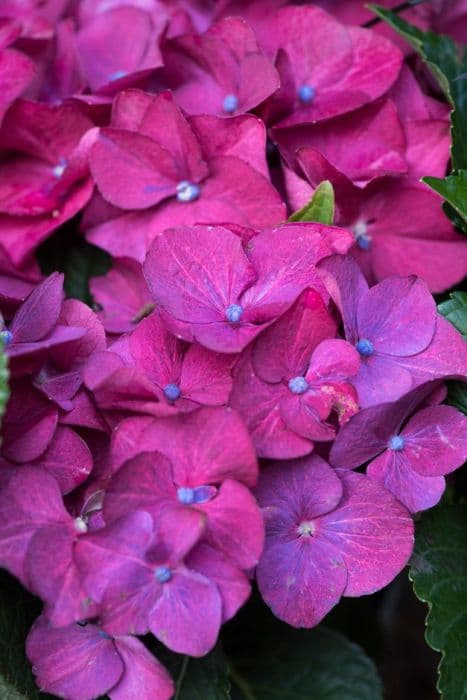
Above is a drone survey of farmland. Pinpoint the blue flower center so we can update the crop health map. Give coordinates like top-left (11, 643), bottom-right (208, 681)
top-left (164, 383), bottom-right (181, 401)
top-left (176, 180), bottom-right (201, 203)
top-left (298, 84), bottom-right (316, 104)
top-left (288, 376), bottom-right (309, 394)
top-left (98, 630), bottom-right (112, 640)
top-left (52, 157), bottom-right (67, 179)
top-left (297, 521), bottom-right (315, 536)
top-left (177, 485), bottom-right (214, 505)
top-left (356, 338), bottom-right (374, 357)
top-left (154, 566), bottom-right (172, 583)
top-left (389, 435), bottom-right (405, 451)
top-left (226, 303), bottom-right (243, 323)
top-left (353, 221), bottom-right (372, 250)
top-left (223, 94), bottom-right (238, 113)
top-left (0, 330), bottom-right (13, 345)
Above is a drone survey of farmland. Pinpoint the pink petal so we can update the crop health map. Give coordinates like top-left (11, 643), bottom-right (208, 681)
top-left (27, 618), bottom-right (124, 700)
top-left (320, 469), bottom-right (414, 596)
top-left (366, 451), bottom-right (445, 513)
top-left (111, 636), bottom-right (174, 700)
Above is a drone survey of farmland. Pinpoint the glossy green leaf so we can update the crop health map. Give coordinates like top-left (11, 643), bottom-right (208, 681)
top-left (289, 180), bottom-right (335, 224)
top-left (0, 573), bottom-right (53, 700)
top-left (230, 626), bottom-right (383, 700)
top-left (423, 172), bottom-right (467, 227)
top-left (438, 291), bottom-right (467, 338)
top-left (409, 505), bottom-right (467, 700)
top-left (176, 652), bottom-right (231, 700)
top-left (445, 381), bottom-right (467, 415)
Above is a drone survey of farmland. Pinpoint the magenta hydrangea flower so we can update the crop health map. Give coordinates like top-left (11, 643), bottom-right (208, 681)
top-left (2, 273), bottom-right (87, 377)
top-left (320, 256), bottom-right (467, 406)
top-left (0, 247), bottom-right (42, 319)
top-left (104, 448), bottom-right (263, 570)
top-left (27, 616), bottom-right (174, 700)
top-left (75, 509), bottom-right (245, 656)
top-left (110, 407), bottom-right (258, 487)
top-left (259, 5), bottom-right (403, 127)
top-left (160, 16), bottom-right (279, 116)
top-left (86, 90), bottom-right (285, 261)
top-left (287, 145), bottom-right (467, 293)
top-left (255, 455), bottom-right (414, 628)
top-left (75, 5), bottom-right (164, 94)
top-left (0, 100), bottom-right (95, 266)
top-left (127, 312), bottom-right (235, 412)
top-left (330, 383), bottom-right (467, 512)
top-left (34, 298), bottom-right (106, 410)
top-left (274, 99), bottom-right (408, 187)
top-left (143, 222), bottom-right (353, 353)
top-left (230, 289), bottom-right (360, 458)
top-left (0, 467), bottom-right (97, 625)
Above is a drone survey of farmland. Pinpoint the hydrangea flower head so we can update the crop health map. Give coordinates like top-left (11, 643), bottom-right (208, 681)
top-left (143, 222), bottom-right (353, 352)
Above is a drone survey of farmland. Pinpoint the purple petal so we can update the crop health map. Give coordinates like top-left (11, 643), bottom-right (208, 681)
top-left (186, 543), bottom-right (250, 622)
top-left (111, 636), bottom-right (174, 700)
top-left (356, 276), bottom-right (436, 356)
top-left (402, 405), bottom-right (467, 477)
top-left (366, 451), bottom-right (446, 513)
top-left (10, 272), bottom-right (64, 343)
top-left (27, 617), bottom-right (124, 700)
top-left (149, 567), bottom-right (222, 656)
top-left (320, 469), bottom-right (414, 596)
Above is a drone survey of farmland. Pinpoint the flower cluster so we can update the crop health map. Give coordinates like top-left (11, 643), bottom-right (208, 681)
top-left (0, 2), bottom-right (466, 699)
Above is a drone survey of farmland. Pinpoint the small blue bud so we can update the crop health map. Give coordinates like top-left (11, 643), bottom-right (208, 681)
top-left (288, 376), bottom-right (309, 395)
top-left (154, 566), bottom-right (172, 583)
top-left (357, 235), bottom-right (371, 251)
top-left (164, 383), bottom-right (181, 401)
top-left (177, 487), bottom-right (195, 505)
top-left (356, 338), bottom-right (374, 357)
top-left (298, 84), bottom-right (316, 104)
top-left (389, 435), bottom-right (405, 451)
top-left (176, 180), bottom-right (201, 203)
top-left (223, 94), bottom-right (239, 113)
top-left (0, 330), bottom-right (13, 345)
top-left (226, 304), bottom-right (243, 324)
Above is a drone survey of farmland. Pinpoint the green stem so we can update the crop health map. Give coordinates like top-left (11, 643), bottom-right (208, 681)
top-left (174, 656), bottom-right (189, 700)
top-left (229, 666), bottom-right (257, 700)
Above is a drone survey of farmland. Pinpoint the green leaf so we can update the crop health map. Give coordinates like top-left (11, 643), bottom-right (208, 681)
top-left (288, 180), bottom-right (335, 224)
top-left (369, 6), bottom-right (467, 176)
top-left (446, 381), bottom-right (467, 415)
top-left (230, 626), bottom-right (383, 700)
top-left (175, 651), bottom-right (231, 700)
top-left (409, 505), bottom-right (467, 700)
top-left (423, 172), bottom-right (467, 227)
top-left (37, 225), bottom-right (111, 305)
top-left (438, 291), bottom-right (467, 338)
top-left (0, 572), bottom-right (53, 699)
